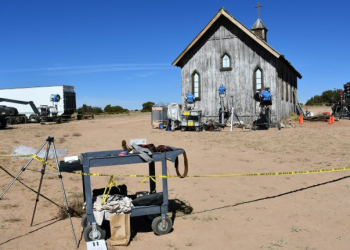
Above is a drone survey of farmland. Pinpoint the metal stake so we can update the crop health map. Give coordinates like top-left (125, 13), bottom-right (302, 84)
top-left (52, 139), bottom-right (78, 248)
top-left (30, 137), bottom-right (53, 226)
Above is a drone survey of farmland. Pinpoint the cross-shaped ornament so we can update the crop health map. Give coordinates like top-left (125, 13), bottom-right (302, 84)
top-left (255, 2), bottom-right (263, 19)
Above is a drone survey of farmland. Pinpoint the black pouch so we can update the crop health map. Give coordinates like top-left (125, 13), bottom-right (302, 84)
top-left (132, 192), bottom-right (163, 206)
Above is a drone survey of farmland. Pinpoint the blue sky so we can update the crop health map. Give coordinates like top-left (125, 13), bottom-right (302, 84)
top-left (0, 0), bottom-right (349, 109)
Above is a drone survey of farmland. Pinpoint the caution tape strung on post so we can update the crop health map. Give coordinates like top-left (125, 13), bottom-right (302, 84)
top-left (1, 154), bottom-right (350, 179)
top-left (0, 154), bottom-right (58, 170)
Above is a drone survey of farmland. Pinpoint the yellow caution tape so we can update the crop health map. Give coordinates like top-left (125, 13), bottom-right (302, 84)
top-left (0, 154), bottom-right (58, 171)
top-left (0, 154), bottom-right (36, 158)
top-left (32, 154), bottom-right (58, 170)
top-left (2, 154), bottom-right (350, 179)
top-left (101, 175), bottom-right (119, 205)
top-left (71, 166), bottom-right (350, 179)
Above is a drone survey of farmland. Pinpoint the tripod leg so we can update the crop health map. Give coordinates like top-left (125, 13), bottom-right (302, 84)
top-left (52, 140), bottom-right (78, 248)
top-left (0, 139), bottom-right (48, 200)
top-left (30, 139), bottom-right (52, 226)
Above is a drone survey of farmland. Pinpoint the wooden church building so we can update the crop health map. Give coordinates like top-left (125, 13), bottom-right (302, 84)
top-left (172, 8), bottom-right (302, 123)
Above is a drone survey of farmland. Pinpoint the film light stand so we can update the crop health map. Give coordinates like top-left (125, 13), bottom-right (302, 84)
top-left (0, 136), bottom-right (78, 248)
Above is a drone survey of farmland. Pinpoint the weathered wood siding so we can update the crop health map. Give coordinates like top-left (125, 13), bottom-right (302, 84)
top-left (179, 16), bottom-right (297, 123)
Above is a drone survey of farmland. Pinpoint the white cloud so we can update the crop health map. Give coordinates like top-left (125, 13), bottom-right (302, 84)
top-left (0, 63), bottom-right (172, 75)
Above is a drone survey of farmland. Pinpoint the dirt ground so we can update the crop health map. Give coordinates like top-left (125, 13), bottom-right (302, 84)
top-left (1, 106), bottom-right (350, 250)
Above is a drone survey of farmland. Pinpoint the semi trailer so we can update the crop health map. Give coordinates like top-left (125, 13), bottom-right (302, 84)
top-left (0, 85), bottom-right (76, 123)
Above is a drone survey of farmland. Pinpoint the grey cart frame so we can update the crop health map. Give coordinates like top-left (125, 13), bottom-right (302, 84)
top-left (66, 148), bottom-right (184, 226)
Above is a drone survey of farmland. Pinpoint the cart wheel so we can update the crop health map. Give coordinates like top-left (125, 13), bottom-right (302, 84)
top-left (181, 127), bottom-right (186, 132)
top-left (252, 126), bottom-right (256, 131)
top-left (151, 216), bottom-right (172, 235)
top-left (83, 224), bottom-right (106, 242)
top-left (81, 214), bottom-right (88, 228)
top-left (152, 125), bottom-right (154, 129)
top-left (278, 123), bottom-right (281, 130)
top-left (195, 127), bottom-right (200, 132)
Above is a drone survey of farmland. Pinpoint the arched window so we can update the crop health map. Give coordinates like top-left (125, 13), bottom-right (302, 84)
top-left (220, 53), bottom-right (232, 71)
top-left (253, 67), bottom-right (263, 93)
top-left (223, 54), bottom-right (230, 68)
top-left (192, 71), bottom-right (200, 100)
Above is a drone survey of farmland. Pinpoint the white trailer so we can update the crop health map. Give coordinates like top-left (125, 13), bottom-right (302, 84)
top-left (0, 85), bottom-right (76, 122)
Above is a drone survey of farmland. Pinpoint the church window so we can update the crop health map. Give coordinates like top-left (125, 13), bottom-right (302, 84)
top-left (253, 67), bottom-right (263, 93)
top-left (223, 54), bottom-right (230, 68)
top-left (220, 53), bottom-right (232, 71)
top-left (192, 71), bottom-right (201, 100)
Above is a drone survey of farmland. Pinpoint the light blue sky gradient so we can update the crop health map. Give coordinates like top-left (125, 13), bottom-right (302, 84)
top-left (0, 0), bottom-right (349, 109)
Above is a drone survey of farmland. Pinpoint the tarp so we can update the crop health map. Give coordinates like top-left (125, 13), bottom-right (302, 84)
top-left (11, 145), bottom-right (67, 159)
top-left (167, 103), bottom-right (181, 121)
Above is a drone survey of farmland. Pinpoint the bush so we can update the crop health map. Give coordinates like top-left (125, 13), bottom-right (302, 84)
top-left (104, 105), bottom-right (129, 114)
top-left (141, 101), bottom-right (155, 112)
top-left (77, 104), bottom-right (103, 114)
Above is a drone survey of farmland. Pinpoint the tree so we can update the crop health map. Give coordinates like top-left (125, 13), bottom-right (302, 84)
top-left (76, 104), bottom-right (103, 114)
top-left (305, 89), bottom-right (340, 105)
top-left (141, 101), bottom-right (155, 112)
top-left (104, 104), bottom-right (129, 114)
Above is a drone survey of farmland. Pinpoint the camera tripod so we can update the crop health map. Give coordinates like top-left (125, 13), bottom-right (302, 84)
top-left (0, 136), bottom-right (78, 248)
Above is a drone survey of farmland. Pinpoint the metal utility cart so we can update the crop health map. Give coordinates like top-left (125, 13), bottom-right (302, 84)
top-left (252, 106), bottom-right (281, 131)
top-left (60, 147), bottom-right (184, 242)
top-left (181, 110), bottom-right (202, 132)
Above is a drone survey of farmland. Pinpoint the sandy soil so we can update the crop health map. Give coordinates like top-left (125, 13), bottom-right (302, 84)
top-left (1, 106), bottom-right (350, 250)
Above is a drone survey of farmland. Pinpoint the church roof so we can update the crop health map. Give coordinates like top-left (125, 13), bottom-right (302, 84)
top-left (172, 8), bottom-right (301, 79)
top-left (251, 18), bottom-right (267, 30)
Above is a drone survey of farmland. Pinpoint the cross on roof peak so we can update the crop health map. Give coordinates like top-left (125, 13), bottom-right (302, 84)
top-left (254, 2), bottom-right (263, 19)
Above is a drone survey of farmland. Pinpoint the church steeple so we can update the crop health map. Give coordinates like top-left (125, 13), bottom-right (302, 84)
top-left (251, 2), bottom-right (268, 42)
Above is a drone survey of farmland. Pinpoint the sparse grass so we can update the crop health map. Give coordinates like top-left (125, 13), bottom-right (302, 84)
top-left (191, 216), bottom-right (199, 221)
top-left (72, 132), bottom-right (82, 137)
top-left (68, 176), bottom-right (81, 181)
top-left (58, 138), bottom-right (66, 143)
top-left (63, 134), bottom-right (69, 137)
top-left (1, 204), bottom-right (19, 209)
top-left (3, 215), bottom-right (22, 223)
top-left (46, 175), bottom-right (57, 180)
top-left (56, 193), bottom-right (84, 219)
top-left (291, 225), bottom-right (301, 232)
top-left (289, 113), bottom-right (300, 122)
top-left (202, 215), bottom-right (218, 222)
top-left (166, 242), bottom-right (178, 249)
top-left (186, 239), bottom-right (193, 246)
top-left (260, 238), bottom-right (287, 249)
top-left (246, 216), bottom-right (253, 221)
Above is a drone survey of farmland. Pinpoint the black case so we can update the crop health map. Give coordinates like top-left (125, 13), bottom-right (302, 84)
top-left (132, 192), bottom-right (163, 206)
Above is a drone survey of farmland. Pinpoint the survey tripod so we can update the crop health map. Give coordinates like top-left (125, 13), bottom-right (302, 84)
top-left (0, 136), bottom-right (78, 248)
